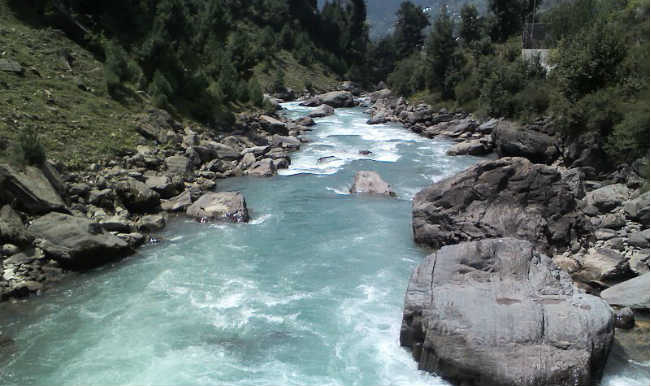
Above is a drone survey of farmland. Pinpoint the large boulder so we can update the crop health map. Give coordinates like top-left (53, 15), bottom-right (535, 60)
top-left (574, 247), bottom-right (633, 283)
top-left (400, 238), bottom-right (614, 386)
top-left (115, 177), bottom-right (160, 212)
top-left (317, 91), bottom-right (355, 108)
top-left (161, 190), bottom-right (193, 212)
top-left (28, 212), bottom-right (132, 269)
top-left (186, 192), bottom-right (249, 222)
top-left (0, 164), bottom-right (66, 215)
top-left (600, 272), bottom-right (650, 310)
top-left (446, 139), bottom-right (492, 156)
top-left (145, 175), bottom-right (184, 199)
top-left (259, 115), bottom-right (289, 135)
top-left (582, 184), bottom-right (630, 213)
top-left (165, 155), bottom-right (192, 175)
top-left (623, 192), bottom-right (650, 226)
top-left (0, 205), bottom-right (32, 246)
top-left (492, 122), bottom-right (559, 164)
top-left (308, 104), bottom-right (335, 118)
top-left (412, 157), bottom-right (585, 251)
top-left (247, 159), bottom-right (276, 177)
top-left (349, 171), bottom-right (395, 197)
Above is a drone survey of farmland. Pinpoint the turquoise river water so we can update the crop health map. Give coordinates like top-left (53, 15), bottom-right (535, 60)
top-left (0, 102), bottom-right (647, 385)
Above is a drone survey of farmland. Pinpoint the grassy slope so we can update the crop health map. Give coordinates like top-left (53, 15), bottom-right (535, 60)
top-left (0, 1), bottom-right (143, 168)
top-left (0, 2), bottom-right (339, 169)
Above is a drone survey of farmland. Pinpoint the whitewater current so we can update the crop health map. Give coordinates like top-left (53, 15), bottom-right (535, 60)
top-left (0, 103), bottom-right (647, 386)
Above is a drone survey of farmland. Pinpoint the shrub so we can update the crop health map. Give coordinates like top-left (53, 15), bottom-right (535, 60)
top-left (10, 126), bottom-right (46, 166)
top-left (248, 77), bottom-right (264, 106)
top-left (605, 98), bottom-right (650, 161)
top-left (149, 70), bottom-right (173, 108)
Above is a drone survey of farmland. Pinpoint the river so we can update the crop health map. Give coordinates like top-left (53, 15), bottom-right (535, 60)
top-left (0, 102), bottom-right (647, 385)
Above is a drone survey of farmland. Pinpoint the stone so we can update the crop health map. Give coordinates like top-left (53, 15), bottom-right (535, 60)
top-left (0, 59), bottom-right (23, 74)
top-left (576, 248), bottom-right (632, 283)
top-left (296, 117), bottom-right (315, 126)
top-left (596, 213), bottom-right (626, 230)
top-left (160, 189), bottom-right (192, 212)
top-left (412, 157), bottom-right (585, 251)
top-left (239, 152), bottom-right (257, 170)
top-left (165, 156), bottom-right (192, 175)
top-left (241, 146), bottom-right (270, 156)
top-left (613, 307), bottom-right (635, 329)
top-left (565, 132), bottom-right (609, 171)
top-left (623, 192), bottom-right (650, 226)
top-left (115, 178), bottom-right (160, 212)
top-left (317, 91), bottom-right (354, 108)
top-left (145, 175), bottom-right (183, 199)
top-left (477, 118), bottom-right (499, 134)
top-left (400, 238), bottom-right (613, 386)
top-left (627, 229), bottom-right (649, 248)
top-left (137, 213), bottom-right (167, 232)
top-left (271, 135), bottom-right (301, 150)
top-left (247, 159), bottom-right (276, 177)
top-left (600, 272), bottom-right (650, 310)
top-left (445, 140), bottom-right (491, 156)
top-left (628, 251), bottom-right (649, 274)
top-left (28, 212), bottom-right (132, 269)
top-left (68, 182), bottom-right (90, 197)
top-left (1, 243), bottom-right (19, 256)
top-left (339, 80), bottom-right (361, 96)
top-left (88, 188), bottom-right (114, 208)
top-left (308, 104), bottom-right (335, 118)
top-left (0, 205), bottom-right (32, 246)
top-left (492, 122), bottom-right (559, 164)
top-left (259, 115), bottom-right (288, 135)
top-left (594, 228), bottom-right (617, 240)
top-left (583, 183), bottom-right (629, 213)
top-left (98, 216), bottom-right (132, 233)
top-left (349, 171), bottom-right (395, 197)
top-left (201, 141), bottom-right (242, 161)
top-left (186, 192), bottom-right (249, 223)
top-left (0, 164), bottom-right (66, 215)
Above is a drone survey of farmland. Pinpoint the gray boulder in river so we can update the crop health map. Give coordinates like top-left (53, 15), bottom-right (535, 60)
top-left (412, 157), bottom-right (587, 252)
top-left (186, 192), bottom-right (249, 223)
top-left (492, 122), bottom-right (559, 164)
top-left (28, 212), bottom-right (132, 269)
top-left (317, 91), bottom-right (355, 108)
top-left (350, 171), bottom-right (395, 197)
top-left (400, 238), bottom-right (614, 386)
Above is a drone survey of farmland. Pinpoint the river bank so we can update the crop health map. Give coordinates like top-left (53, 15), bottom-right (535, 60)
top-left (0, 88), bottom-right (648, 385)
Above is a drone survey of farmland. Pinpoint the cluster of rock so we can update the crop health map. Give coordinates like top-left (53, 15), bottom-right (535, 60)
top-left (366, 88), bottom-right (650, 385)
top-left (0, 107), bottom-right (312, 300)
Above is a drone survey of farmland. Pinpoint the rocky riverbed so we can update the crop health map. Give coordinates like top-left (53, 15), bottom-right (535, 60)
top-left (362, 87), bottom-right (649, 385)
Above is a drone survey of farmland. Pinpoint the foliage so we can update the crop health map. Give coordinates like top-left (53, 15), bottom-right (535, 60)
top-left (10, 126), bottom-right (47, 166)
top-left (387, 54), bottom-right (425, 96)
top-left (424, 8), bottom-right (459, 99)
top-left (459, 4), bottom-right (482, 45)
top-left (394, 1), bottom-right (430, 60)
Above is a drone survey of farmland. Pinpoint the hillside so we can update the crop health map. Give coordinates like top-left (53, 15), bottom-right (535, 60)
top-left (0, 0), bottom-right (345, 169)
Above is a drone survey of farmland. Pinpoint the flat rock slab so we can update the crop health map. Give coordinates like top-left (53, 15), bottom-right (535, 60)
top-left (401, 238), bottom-right (614, 386)
top-left (186, 192), bottom-right (249, 223)
top-left (0, 164), bottom-right (66, 215)
top-left (28, 212), bottom-right (132, 269)
top-left (600, 272), bottom-right (650, 310)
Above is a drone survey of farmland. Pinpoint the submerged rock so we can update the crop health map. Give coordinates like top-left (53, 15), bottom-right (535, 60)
top-left (400, 238), bottom-right (614, 386)
top-left (350, 171), bottom-right (395, 197)
top-left (186, 192), bottom-right (249, 223)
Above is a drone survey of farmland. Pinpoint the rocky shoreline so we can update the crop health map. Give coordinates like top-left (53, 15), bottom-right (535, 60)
top-left (362, 88), bottom-right (649, 385)
top-left (0, 89), bottom-right (360, 302)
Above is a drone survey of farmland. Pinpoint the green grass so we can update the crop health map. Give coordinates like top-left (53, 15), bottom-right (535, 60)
top-left (253, 50), bottom-right (339, 94)
top-left (0, 2), bottom-right (144, 169)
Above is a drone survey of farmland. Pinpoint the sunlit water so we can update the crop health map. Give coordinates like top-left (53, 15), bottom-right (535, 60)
top-left (0, 103), bottom-right (647, 386)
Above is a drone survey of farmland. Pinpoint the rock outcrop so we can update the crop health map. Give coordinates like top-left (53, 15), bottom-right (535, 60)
top-left (412, 157), bottom-right (585, 251)
top-left (186, 192), bottom-right (249, 222)
top-left (492, 122), bottom-right (559, 164)
top-left (0, 164), bottom-right (66, 215)
top-left (28, 212), bottom-right (132, 269)
top-left (400, 238), bottom-right (614, 386)
top-left (349, 171), bottom-right (395, 197)
top-left (600, 272), bottom-right (650, 310)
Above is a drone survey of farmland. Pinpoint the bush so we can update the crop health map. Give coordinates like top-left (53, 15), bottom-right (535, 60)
top-left (149, 70), bottom-right (173, 108)
top-left (11, 126), bottom-right (46, 166)
top-left (605, 98), bottom-right (650, 161)
top-left (387, 54), bottom-right (425, 97)
top-left (248, 77), bottom-right (264, 106)
top-left (517, 81), bottom-right (551, 118)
